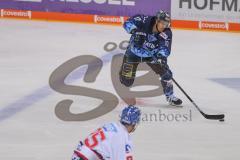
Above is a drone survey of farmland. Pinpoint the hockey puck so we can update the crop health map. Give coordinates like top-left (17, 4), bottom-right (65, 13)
top-left (219, 119), bottom-right (225, 122)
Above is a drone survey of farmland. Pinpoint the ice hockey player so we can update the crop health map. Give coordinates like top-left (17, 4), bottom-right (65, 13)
top-left (120, 10), bottom-right (182, 106)
top-left (71, 105), bottom-right (141, 160)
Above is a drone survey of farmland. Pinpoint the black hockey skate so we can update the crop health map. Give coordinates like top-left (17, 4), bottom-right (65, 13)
top-left (166, 95), bottom-right (183, 106)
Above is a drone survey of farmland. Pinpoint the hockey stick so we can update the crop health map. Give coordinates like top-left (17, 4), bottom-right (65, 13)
top-left (148, 51), bottom-right (225, 120)
top-left (171, 78), bottom-right (225, 120)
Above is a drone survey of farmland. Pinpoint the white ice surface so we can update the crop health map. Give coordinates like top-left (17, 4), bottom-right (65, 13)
top-left (0, 19), bottom-right (240, 160)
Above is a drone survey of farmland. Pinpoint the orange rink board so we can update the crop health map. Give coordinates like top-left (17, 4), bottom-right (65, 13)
top-left (0, 9), bottom-right (239, 33)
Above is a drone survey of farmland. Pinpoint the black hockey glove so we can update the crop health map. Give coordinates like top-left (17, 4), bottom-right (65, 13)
top-left (132, 30), bottom-right (147, 47)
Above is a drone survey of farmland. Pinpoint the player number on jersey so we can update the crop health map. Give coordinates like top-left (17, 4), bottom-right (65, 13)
top-left (84, 128), bottom-right (106, 148)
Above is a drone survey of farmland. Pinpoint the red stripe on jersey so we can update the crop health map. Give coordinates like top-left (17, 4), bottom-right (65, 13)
top-left (74, 150), bottom-right (89, 160)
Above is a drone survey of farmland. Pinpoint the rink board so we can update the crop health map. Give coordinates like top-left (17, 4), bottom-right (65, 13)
top-left (1, 8), bottom-right (240, 32)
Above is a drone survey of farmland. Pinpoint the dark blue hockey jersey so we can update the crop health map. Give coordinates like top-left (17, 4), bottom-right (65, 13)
top-left (123, 14), bottom-right (172, 58)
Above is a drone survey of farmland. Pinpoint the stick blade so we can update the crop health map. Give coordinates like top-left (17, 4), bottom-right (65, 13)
top-left (204, 114), bottom-right (225, 120)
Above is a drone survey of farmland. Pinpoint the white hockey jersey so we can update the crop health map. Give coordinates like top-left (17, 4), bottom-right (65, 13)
top-left (72, 122), bottom-right (133, 160)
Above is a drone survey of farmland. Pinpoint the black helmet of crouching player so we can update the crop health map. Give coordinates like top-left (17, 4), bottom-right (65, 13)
top-left (156, 10), bottom-right (171, 28)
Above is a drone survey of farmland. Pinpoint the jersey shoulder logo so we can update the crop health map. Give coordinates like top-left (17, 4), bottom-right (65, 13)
top-left (134, 15), bottom-right (148, 23)
top-left (103, 123), bottom-right (118, 132)
top-left (134, 16), bottom-right (142, 21)
top-left (159, 32), bottom-right (168, 40)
